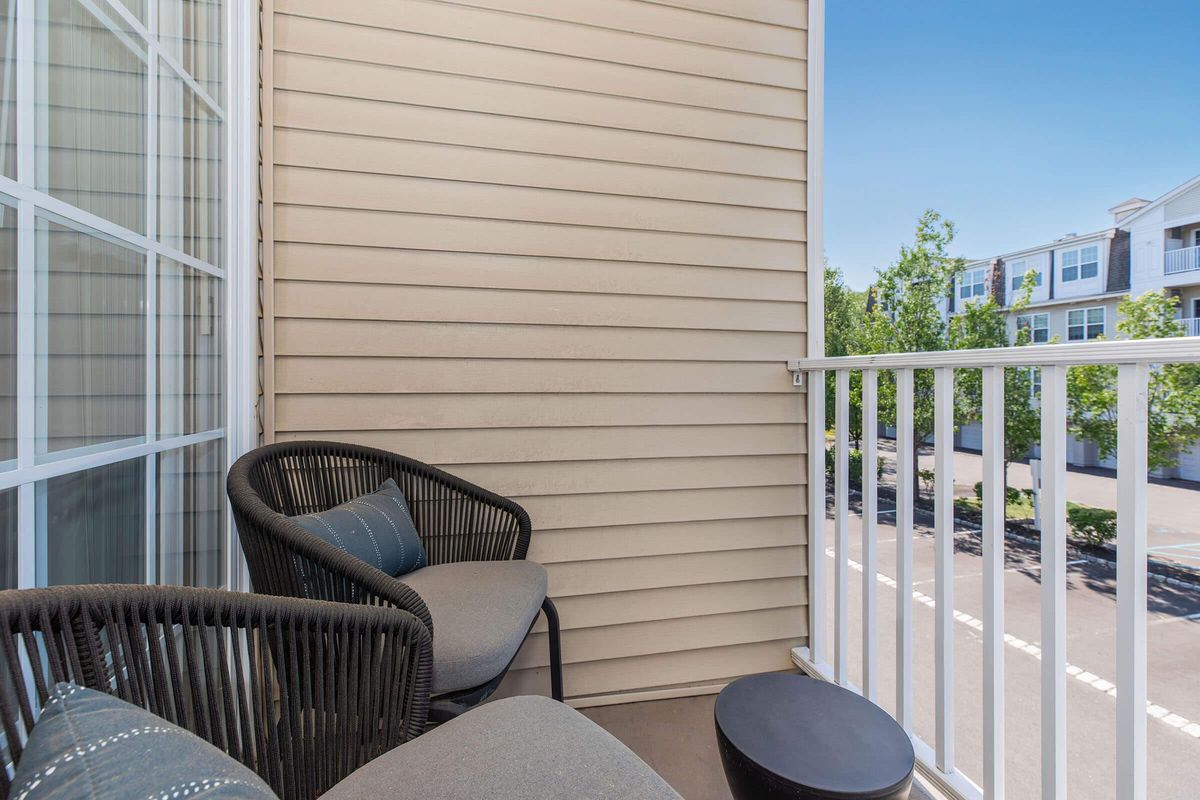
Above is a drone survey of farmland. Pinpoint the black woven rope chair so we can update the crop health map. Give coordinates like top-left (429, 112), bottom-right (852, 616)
top-left (0, 584), bottom-right (432, 800)
top-left (227, 441), bottom-right (564, 717)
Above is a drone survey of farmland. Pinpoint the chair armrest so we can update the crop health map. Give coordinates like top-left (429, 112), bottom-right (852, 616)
top-left (0, 584), bottom-right (432, 800)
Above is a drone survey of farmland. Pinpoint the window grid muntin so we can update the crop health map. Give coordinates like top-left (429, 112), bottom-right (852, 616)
top-left (1067, 307), bottom-right (1105, 341)
top-left (5, 0), bottom-right (226, 590)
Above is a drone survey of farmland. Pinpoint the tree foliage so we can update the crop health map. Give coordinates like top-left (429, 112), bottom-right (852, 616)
top-left (1067, 291), bottom-right (1200, 470)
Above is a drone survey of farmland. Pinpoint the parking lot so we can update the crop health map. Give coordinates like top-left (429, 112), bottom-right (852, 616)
top-left (819, 504), bottom-right (1200, 798)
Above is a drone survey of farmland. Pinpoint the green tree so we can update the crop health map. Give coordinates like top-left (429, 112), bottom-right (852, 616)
top-left (858, 210), bottom-right (964, 498)
top-left (1068, 291), bottom-right (1200, 470)
top-left (823, 265), bottom-right (867, 444)
top-left (949, 272), bottom-right (1042, 479)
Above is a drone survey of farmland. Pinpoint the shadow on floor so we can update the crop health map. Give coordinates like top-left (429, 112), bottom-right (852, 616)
top-left (582, 693), bottom-right (935, 800)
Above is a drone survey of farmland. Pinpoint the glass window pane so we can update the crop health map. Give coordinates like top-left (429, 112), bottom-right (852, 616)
top-left (159, 59), bottom-right (222, 266)
top-left (38, 0), bottom-right (147, 233)
top-left (38, 457), bottom-right (145, 585)
top-left (0, 198), bottom-right (15, 464)
top-left (1062, 251), bottom-right (1078, 267)
top-left (37, 218), bottom-right (146, 458)
top-left (0, 0), bottom-right (15, 179)
top-left (157, 440), bottom-right (224, 587)
top-left (0, 487), bottom-right (14, 588)
top-left (1088, 308), bottom-right (1104, 324)
top-left (159, 0), bottom-right (223, 103)
top-left (158, 257), bottom-right (222, 436)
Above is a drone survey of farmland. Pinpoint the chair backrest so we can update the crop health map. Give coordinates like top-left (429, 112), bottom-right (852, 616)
top-left (0, 584), bottom-right (431, 800)
top-left (227, 443), bottom-right (530, 616)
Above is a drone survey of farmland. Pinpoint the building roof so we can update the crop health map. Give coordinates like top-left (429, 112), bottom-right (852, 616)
top-left (1117, 174), bottom-right (1200, 227)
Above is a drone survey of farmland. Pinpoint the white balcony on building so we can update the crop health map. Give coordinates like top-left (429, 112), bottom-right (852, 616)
top-left (1165, 244), bottom-right (1200, 275)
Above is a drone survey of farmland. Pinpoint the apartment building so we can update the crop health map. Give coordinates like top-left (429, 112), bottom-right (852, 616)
top-left (951, 174), bottom-right (1200, 480)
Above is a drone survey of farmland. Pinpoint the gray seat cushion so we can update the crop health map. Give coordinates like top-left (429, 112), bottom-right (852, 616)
top-left (11, 683), bottom-right (278, 799)
top-left (399, 560), bottom-right (547, 694)
top-left (324, 695), bottom-right (682, 800)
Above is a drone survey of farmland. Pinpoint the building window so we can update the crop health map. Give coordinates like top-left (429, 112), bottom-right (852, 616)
top-left (959, 267), bottom-right (987, 300)
top-left (1061, 245), bottom-right (1100, 282)
top-left (1068, 307), bottom-right (1105, 341)
top-left (1016, 313), bottom-right (1049, 344)
top-left (1009, 260), bottom-right (1043, 291)
top-left (0, 0), bottom-right (229, 590)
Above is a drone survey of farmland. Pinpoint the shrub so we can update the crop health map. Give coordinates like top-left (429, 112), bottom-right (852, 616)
top-left (825, 447), bottom-right (884, 489)
top-left (917, 469), bottom-right (935, 497)
top-left (1067, 506), bottom-right (1117, 546)
top-left (973, 481), bottom-right (983, 501)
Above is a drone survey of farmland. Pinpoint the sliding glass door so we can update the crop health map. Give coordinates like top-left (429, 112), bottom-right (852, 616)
top-left (0, 0), bottom-right (229, 589)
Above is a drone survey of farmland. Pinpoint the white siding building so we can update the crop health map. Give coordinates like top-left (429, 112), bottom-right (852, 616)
top-left (951, 174), bottom-right (1200, 480)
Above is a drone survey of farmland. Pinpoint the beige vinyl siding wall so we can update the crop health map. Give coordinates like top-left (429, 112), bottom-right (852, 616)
top-left (262, 0), bottom-right (811, 704)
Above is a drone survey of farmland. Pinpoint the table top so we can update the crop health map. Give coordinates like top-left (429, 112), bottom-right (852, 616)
top-left (715, 673), bottom-right (914, 798)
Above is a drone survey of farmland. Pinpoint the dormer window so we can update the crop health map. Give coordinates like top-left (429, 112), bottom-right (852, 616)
top-left (959, 268), bottom-right (987, 300)
top-left (1061, 245), bottom-right (1100, 282)
top-left (1009, 260), bottom-right (1042, 291)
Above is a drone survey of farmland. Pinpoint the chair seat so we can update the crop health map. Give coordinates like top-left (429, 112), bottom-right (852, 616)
top-left (324, 695), bottom-right (682, 800)
top-left (399, 560), bottom-right (547, 694)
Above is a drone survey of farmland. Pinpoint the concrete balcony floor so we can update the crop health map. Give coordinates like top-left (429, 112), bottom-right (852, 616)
top-left (583, 691), bottom-right (937, 800)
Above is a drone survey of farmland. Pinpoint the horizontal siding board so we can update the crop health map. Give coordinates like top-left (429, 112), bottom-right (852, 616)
top-left (274, 206), bottom-right (805, 272)
top-left (272, 244), bottom-right (807, 301)
top-left (446, 454), bottom-right (803, 497)
top-left (532, 577), bottom-right (805, 631)
top-left (274, 319), bottom-right (804, 362)
top-left (530, 517), bottom-right (803, 563)
top-left (440, 0), bottom-right (804, 58)
top-left (274, 130), bottom-right (805, 212)
top-left (546, 546), bottom-right (805, 597)
top-left (276, 0), bottom-right (806, 88)
top-left (274, 358), bottom-right (799, 394)
top-left (516, 486), bottom-right (806, 530)
top-left (275, 14), bottom-right (805, 118)
top-left (274, 52), bottom-right (805, 149)
top-left (498, 639), bottom-right (800, 700)
top-left (274, 165), bottom-right (805, 240)
top-left (275, 393), bottom-right (806, 431)
top-left (644, 0), bottom-right (808, 28)
top-left (513, 606), bottom-right (806, 669)
top-left (276, 129), bottom-right (805, 211)
top-left (274, 425), bottom-right (802, 466)
top-left (274, 282), bottom-right (805, 332)
top-left (275, 92), bottom-right (806, 179)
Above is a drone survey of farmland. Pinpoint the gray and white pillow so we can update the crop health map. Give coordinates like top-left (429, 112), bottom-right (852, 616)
top-left (11, 683), bottom-right (278, 800)
top-left (293, 477), bottom-right (427, 578)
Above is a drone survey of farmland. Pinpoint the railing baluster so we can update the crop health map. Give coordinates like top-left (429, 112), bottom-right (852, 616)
top-left (933, 367), bottom-right (954, 773)
top-left (895, 367), bottom-right (914, 732)
top-left (1041, 365), bottom-right (1067, 799)
top-left (834, 369), bottom-right (850, 684)
top-left (862, 368), bottom-right (878, 702)
top-left (982, 366), bottom-right (1005, 799)
top-left (1116, 362), bottom-right (1149, 800)
top-left (808, 369), bottom-right (827, 668)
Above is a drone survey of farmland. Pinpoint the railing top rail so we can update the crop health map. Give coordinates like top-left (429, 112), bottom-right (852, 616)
top-left (788, 336), bottom-right (1200, 372)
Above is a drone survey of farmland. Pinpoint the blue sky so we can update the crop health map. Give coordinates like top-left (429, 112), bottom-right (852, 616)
top-left (824, 0), bottom-right (1200, 290)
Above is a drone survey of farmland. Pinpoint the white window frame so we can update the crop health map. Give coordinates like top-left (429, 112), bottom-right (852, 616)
top-left (2, 0), bottom-right (256, 590)
top-left (1016, 312), bottom-right (1049, 344)
top-left (959, 267), bottom-right (987, 300)
top-left (1009, 260), bottom-right (1042, 292)
top-left (1061, 244), bottom-right (1100, 282)
top-left (1067, 306), bottom-right (1106, 341)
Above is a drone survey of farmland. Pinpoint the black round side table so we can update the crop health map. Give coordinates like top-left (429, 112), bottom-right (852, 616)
top-left (714, 673), bottom-right (915, 800)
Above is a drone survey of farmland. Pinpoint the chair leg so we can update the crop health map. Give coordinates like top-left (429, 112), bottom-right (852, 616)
top-left (542, 596), bottom-right (565, 702)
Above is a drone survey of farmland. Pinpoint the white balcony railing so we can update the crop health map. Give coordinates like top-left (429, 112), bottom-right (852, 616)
top-left (1165, 244), bottom-right (1200, 274)
top-left (1182, 317), bottom-right (1200, 337)
top-left (787, 337), bottom-right (1200, 800)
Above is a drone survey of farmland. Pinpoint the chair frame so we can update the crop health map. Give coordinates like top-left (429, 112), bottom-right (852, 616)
top-left (227, 440), bottom-right (564, 707)
top-left (0, 584), bottom-right (432, 800)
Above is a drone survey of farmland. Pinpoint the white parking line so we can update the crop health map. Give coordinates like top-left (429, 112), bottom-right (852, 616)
top-left (825, 548), bottom-right (1200, 739)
